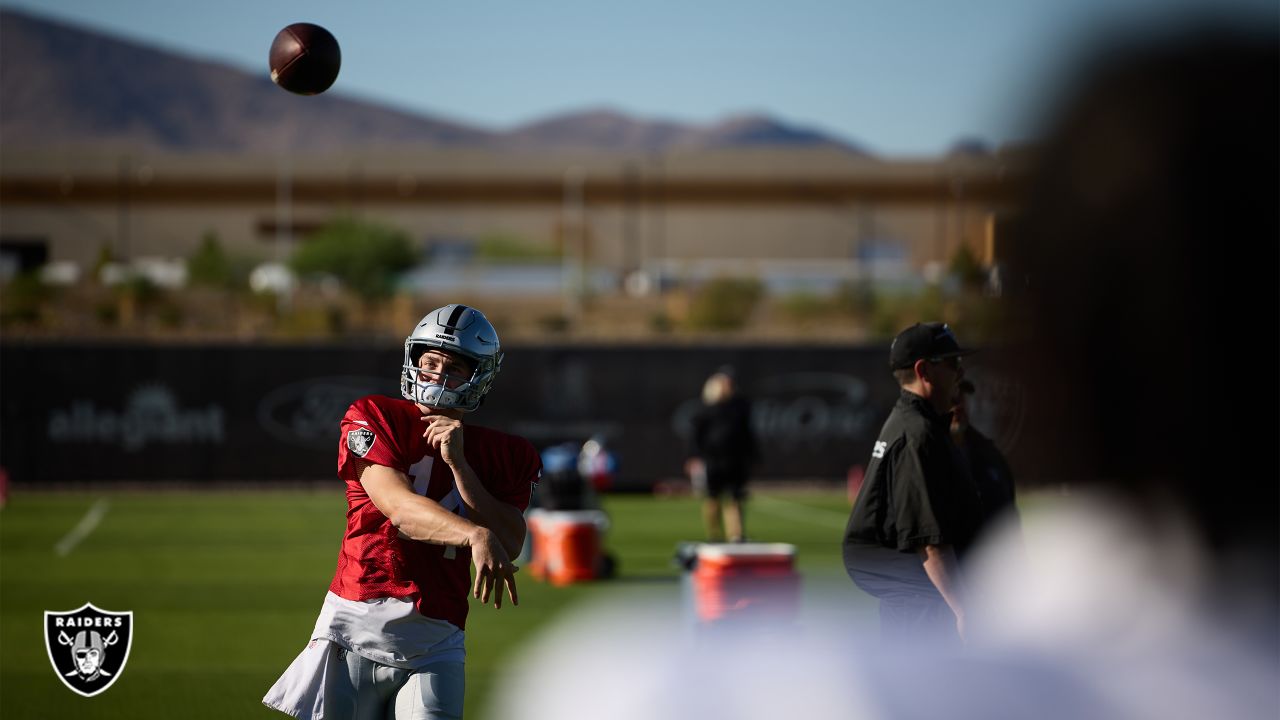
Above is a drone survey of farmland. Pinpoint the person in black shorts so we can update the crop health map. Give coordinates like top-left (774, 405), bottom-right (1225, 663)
top-left (842, 322), bottom-right (983, 645)
top-left (687, 367), bottom-right (758, 543)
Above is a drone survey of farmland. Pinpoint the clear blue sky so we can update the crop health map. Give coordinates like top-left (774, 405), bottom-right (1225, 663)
top-left (3, 0), bottom-right (1274, 155)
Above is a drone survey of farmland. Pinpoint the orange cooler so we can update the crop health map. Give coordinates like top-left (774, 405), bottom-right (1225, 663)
top-left (526, 510), bottom-right (609, 586)
top-left (691, 543), bottom-right (800, 622)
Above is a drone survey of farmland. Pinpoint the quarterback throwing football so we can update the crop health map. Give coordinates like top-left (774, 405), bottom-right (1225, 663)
top-left (265, 304), bottom-right (540, 720)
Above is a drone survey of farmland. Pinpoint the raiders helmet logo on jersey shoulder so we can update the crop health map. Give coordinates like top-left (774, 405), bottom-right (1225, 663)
top-left (347, 428), bottom-right (376, 457)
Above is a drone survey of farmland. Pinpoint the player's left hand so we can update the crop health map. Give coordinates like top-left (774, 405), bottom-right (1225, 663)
top-left (422, 414), bottom-right (466, 467)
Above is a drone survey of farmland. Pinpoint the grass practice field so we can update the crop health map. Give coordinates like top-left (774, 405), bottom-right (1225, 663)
top-left (0, 487), bottom-right (868, 719)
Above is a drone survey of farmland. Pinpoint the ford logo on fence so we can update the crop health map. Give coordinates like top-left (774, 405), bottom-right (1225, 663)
top-left (257, 376), bottom-right (388, 449)
top-left (672, 372), bottom-right (878, 453)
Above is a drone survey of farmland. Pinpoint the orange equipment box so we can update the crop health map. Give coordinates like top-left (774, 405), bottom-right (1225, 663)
top-left (691, 543), bottom-right (800, 622)
top-left (526, 510), bottom-right (609, 586)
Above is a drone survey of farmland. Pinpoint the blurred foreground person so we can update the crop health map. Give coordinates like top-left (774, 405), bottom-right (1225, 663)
top-left (998, 20), bottom-right (1277, 617)
top-left (956, 20), bottom-right (1279, 719)
top-left (950, 380), bottom-right (1018, 530)
top-left (843, 322), bottom-right (982, 645)
top-left (686, 367), bottom-right (758, 542)
top-left (265, 304), bottom-right (540, 720)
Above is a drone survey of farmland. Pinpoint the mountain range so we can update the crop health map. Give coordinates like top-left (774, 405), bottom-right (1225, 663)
top-left (0, 8), bottom-right (867, 155)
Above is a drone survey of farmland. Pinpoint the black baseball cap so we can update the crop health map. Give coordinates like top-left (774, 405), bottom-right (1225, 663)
top-left (889, 322), bottom-right (976, 369)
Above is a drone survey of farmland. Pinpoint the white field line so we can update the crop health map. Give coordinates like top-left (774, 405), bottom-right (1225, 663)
top-left (751, 494), bottom-right (849, 530)
top-left (54, 498), bottom-right (110, 557)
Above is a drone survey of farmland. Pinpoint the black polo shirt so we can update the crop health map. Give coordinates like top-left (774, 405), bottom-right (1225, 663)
top-left (959, 426), bottom-right (1018, 525)
top-left (843, 389), bottom-right (983, 596)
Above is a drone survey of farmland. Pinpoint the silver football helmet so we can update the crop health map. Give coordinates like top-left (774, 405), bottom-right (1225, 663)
top-left (401, 304), bottom-right (503, 412)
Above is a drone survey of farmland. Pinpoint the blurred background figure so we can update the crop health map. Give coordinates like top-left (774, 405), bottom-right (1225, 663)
top-left (686, 367), bottom-right (758, 543)
top-left (525, 441), bottom-right (616, 583)
top-left (950, 379), bottom-right (1017, 531)
top-left (536, 442), bottom-right (599, 513)
top-left (576, 434), bottom-right (617, 493)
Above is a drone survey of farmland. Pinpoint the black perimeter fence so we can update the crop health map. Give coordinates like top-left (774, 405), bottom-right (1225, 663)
top-left (0, 342), bottom-right (1023, 489)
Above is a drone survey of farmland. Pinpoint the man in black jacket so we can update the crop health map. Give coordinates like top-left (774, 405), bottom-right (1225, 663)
top-left (843, 323), bottom-right (983, 645)
top-left (687, 367), bottom-right (758, 543)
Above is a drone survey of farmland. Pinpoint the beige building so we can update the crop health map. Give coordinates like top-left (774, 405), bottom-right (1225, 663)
top-left (0, 146), bottom-right (1019, 292)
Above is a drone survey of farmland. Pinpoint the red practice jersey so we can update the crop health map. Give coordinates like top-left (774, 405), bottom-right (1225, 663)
top-left (329, 394), bottom-right (540, 630)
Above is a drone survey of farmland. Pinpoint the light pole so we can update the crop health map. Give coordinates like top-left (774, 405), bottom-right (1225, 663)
top-left (562, 166), bottom-right (585, 321)
top-left (275, 153), bottom-right (293, 312)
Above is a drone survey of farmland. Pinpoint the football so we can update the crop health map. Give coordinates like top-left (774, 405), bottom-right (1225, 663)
top-left (269, 23), bottom-right (341, 95)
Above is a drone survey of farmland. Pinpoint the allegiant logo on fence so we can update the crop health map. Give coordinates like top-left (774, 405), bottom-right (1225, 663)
top-left (47, 384), bottom-right (225, 451)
